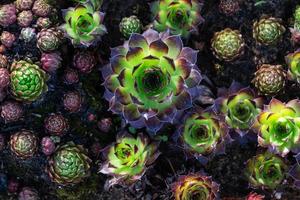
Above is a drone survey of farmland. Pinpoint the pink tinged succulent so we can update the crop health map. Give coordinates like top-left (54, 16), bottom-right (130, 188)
top-left (99, 132), bottom-right (160, 187)
top-left (101, 29), bottom-right (202, 132)
top-left (41, 136), bottom-right (56, 156)
top-left (0, 68), bottom-right (10, 89)
top-left (0, 4), bottom-right (17, 27)
top-left (63, 91), bottom-right (82, 113)
top-left (63, 68), bottom-right (79, 85)
top-left (0, 31), bottom-right (16, 48)
top-left (214, 82), bottom-right (263, 136)
top-left (0, 101), bottom-right (24, 123)
top-left (41, 52), bottom-right (62, 73)
top-left (17, 10), bottom-right (33, 27)
top-left (253, 99), bottom-right (300, 156)
top-left (73, 51), bottom-right (96, 73)
top-left (246, 192), bottom-right (265, 200)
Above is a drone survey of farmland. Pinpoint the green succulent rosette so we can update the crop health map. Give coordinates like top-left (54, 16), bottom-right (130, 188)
top-left (10, 60), bottom-right (48, 102)
top-left (119, 16), bottom-right (142, 38)
top-left (177, 108), bottom-right (229, 162)
top-left (72, 0), bottom-right (103, 10)
top-left (61, 4), bottom-right (107, 46)
top-left (101, 29), bottom-right (203, 132)
top-left (172, 174), bottom-right (219, 200)
top-left (151, 0), bottom-right (204, 38)
top-left (253, 17), bottom-right (286, 45)
top-left (99, 133), bottom-right (160, 187)
top-left (245, 152), bottom-right (288, 189)
top-left (211, 28), bottom-right (245, 61)
top-left (253, 99), bottom-right (300, 156)
top-left (286, 49), bottom-right (300, 83)
top-left (215, 82), bottom-right (263, 134)
top-left (47, 142), bottom-right (91, 185)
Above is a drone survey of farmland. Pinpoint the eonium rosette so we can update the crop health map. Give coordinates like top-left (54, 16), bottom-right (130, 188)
top-left (245, 152), bottom-right (287, 189)
top-left (176, 108), bottom-right (229, 163)
top-left (99, 133), bottom-right (160, 187)
top-left (214, 82), bottom-right (263, 135)
top-left (151, 0), bottom-right (204, 38)
top-left (172, 174), bottom-right (219, 200)
top-left (253, 99), bottom-right (300, 156)
top-left (101, 29), bottom-right (202, 132)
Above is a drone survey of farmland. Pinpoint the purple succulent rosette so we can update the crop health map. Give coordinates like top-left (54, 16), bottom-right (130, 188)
top-left (101, 29), bottom-right (202, 132)
top-left (214, 82), bottom-right (263, 136)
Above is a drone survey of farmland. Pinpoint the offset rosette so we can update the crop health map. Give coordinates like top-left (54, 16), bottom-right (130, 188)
top-left (99, 132), bottom-right (160, 187)
top-left (245, 152), bottom-right (287, 189)
top-left (102, 29), bottom-right (202, 132)
top-left (214, 82), bottom-right (263, 134)
top-left (176, 108), bottom-right (229, 163)
top-left (61, 4), bottom-right (107, 46)
top-left (46, 142), bottom-right (91, 185)
top-left (151, 0), bottom-right (204, 38)
top-left (285, 49), bottom-right (300, 83)
top-left (172, 174), bottom-right (219, 200)
top-left (253, 99), bottom-right (300, 156)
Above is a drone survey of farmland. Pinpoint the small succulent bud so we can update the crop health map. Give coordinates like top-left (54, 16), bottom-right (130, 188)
top-left (44, 113), bottom-right (69, 136)
top-left (63, 91), bottom-right (82, 113)
top-left (219, 0), bottom-right (240, 16)
top-left (252, 64), bottom-right (286, 96)
top-left (15, 0), bottom-right (35, 11)
top-left (9, 130), bottom-right (38, 159)
top-left (0, 55), bottom-right (8, 68)
top-left (41, 52), bottom-right (62, 73)
top-left (7, 178), bottom-right (19, 193)
top-left (0, 31), bottom-right (16, 48)
top-left (119, 15), bottom-right (142, 38)
top-left (0, 134), bottom-right (5, 151)
top-left (37, 28), bottom-right (63, 52)
top-left (17, 10), bottom-right (33, 27)
top-left (0, 68), bottom-right (10, 89)
top-left (20, 27), bottom-right (36, 43)
top-left (63, 68), bottom-right (79, 85)
top-left (0, 4), bottom-right (17, 27)
top-left (97, 118), bottom-right (112, 133)
top-left (41, 137), bottom-right (55, 156)
top-left (246, 192), bottom-right (265, 200)
top-left (36, 17), bottom-right (52, 29)
top-left (1, 101), bottom-right (24, 123)
top-left (18, 187), bottom-right (39, 200)
top-left (32, 0), bottom-right (52, 17)
top-left (73, 51), bottom-right (96, 73)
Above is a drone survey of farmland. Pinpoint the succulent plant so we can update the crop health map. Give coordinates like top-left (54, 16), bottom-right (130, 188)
top-left (253, 99), bottom-right (300, 156)
top-left (32, 0), bottom-right (53, 17)
top-left (0, 68), bottom-right (10, 89)
top-left (20, 27), bottom-right (36, 43)
top-left (211, 28), bottom-right (245, 61)
top-left (0, 4), bottom-right (17, 27)
top-left (41, 137), bottom-right (56, 156)
top-left (9, 130), bottom-right (38, 159)
top-left (36, 17), bottom-right (52, 30)
top-left (41, 52), bottom-right (62, 73)
top-left (72, 0), bottom-right (103, 10)
top-left (219, 0), bottom-right (240, 16)
top-left (63, 91), bottom-right (82, 113)
top-left (37, 28), bottom-right (63, 52)
top-left (61, 4), bottom-right (107, 46)
top-left (15, 0), bottom-right (35, 11)
top-left (18, 187), bottom-right (40, 200)
top-left (252, 64), bottom-right (286, 96)
top-left (172, 174), bottom-right (219, 200)
top-left (119, 16), bottom-right (142, 38)
top-left (151, 0), bottom-right (204, 38)
top-left (215, 82), bottom-right (263, 134)
top-left (73, 51), bottom-right (96, 73)
top-left (10, 60), bottom-right (48, 102)
top-left (17, 10), bottom-right (33, 27)
top-left (102, 29), bottom-right (202, 132)
top-left (285, 49), bottom-right (300, 83)
top-left (44, 113), bottom-right (69, 136)
top-left (63, 68), bottom-right (79, 85)
top-left (97, 118), bottom-right (112, 133)
top-left (245, 152), bottom-right (287, 189)
top-left (99, 132), bottom-right (160, 187)
top-left (291, 6), bottom-right (300, 44)
top-left (0, 54), bottom-right (8, 68)
top-left (0, 31), bottom-right (16, 48)
top-left (1, 101), bottom-right (24, 123)
top-left (246, 192), bottom-right (265, 200)
top-left (47, 142), bottom-right (91, 185)
top-left (176, 109), bottom-right (228, 162)
top-left (253, 17), bottom-right (285, 45)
